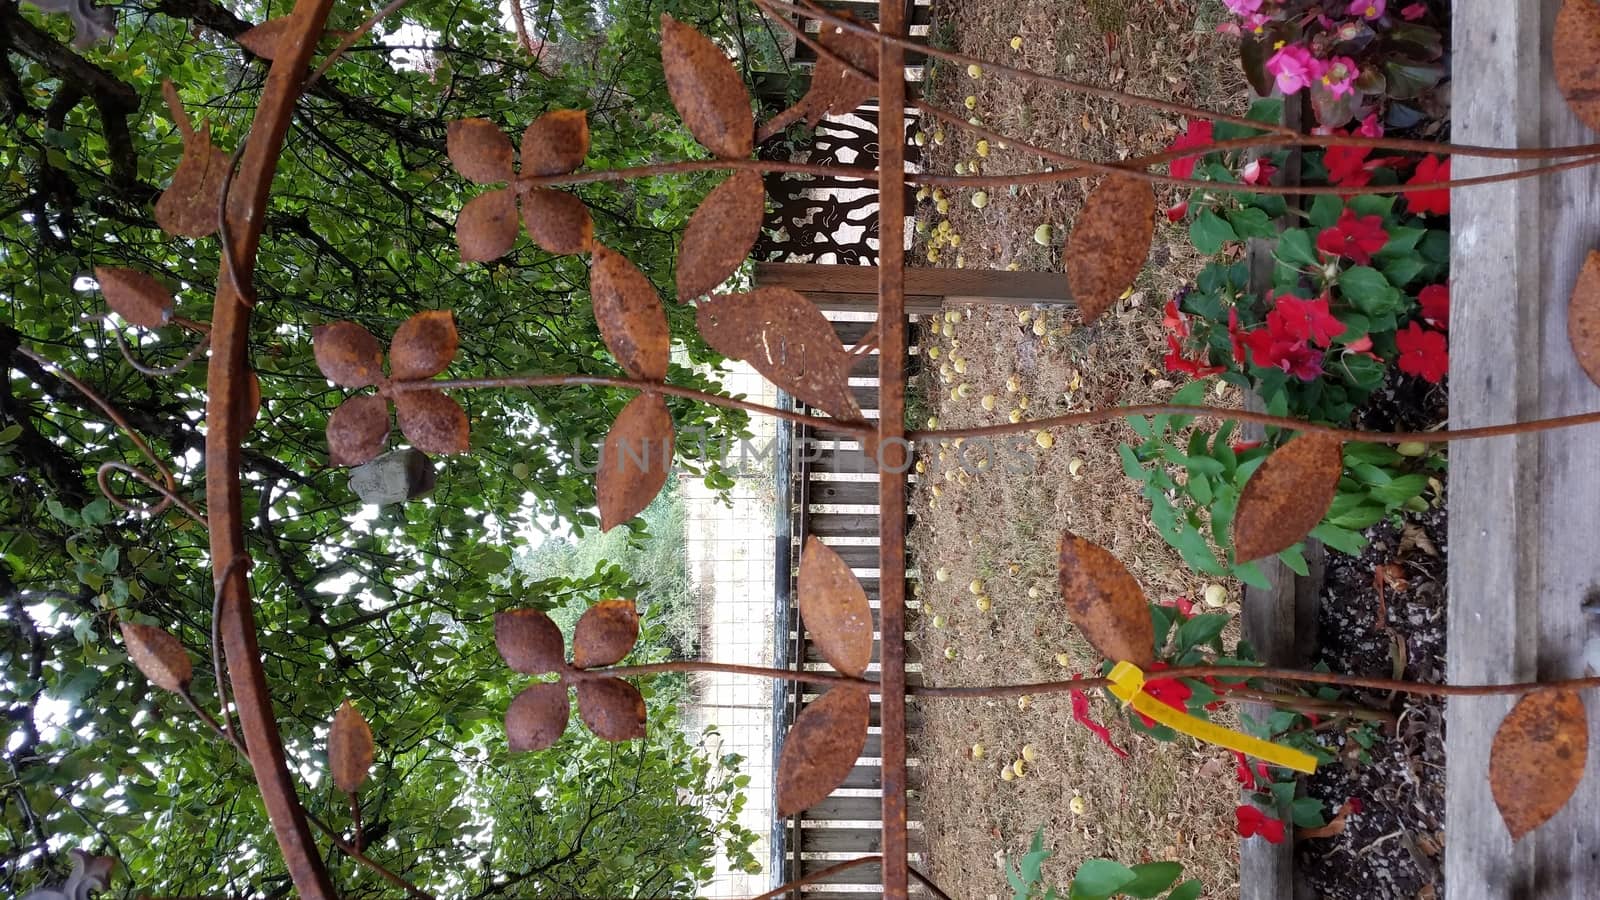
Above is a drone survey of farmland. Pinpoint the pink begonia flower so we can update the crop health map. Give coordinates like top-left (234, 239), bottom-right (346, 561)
top-left (1241, 158), bottom-right (1277, 185)
top-left (1267, 45), bottom-right (1327, 95)
top-left (1401, 2), bottom-right (1427, 20)
top-left (1224, 0), bottom-right (1264, 13)
top-left (1321, 57), bottom-right (1360, 98)
top-left (1357, 113), bottom-right (1384, 138)
top-left (1349, 0), bottom-right (1386, 19)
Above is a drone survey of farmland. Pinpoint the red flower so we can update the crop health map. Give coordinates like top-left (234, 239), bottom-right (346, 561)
top-left (1164, 298), bottom-right (1191, 337)
top-left (1236, 805), bottom-right (1286, 843)
top-left (1166, 200), bottom-right (1190, 223)
top-left (1231, 440), bottom-right (1262, 453)
top-left (1232, 751), bottom-right (1271, 790)
top-left (1419, 283), bottom-right (1449, 329)
top-left (1228, 308), bottom-right (1249, 366)
top-left (1406, 155), bottom-right (1451, 216)
top-left (1271, 293), bottom-right (1345, 347)
top-left (1160, 595), bottom-right (1196, 617)
top-left (1070, 688), bottom-right (1130, 758)
top-left (1316, 208), bottom-right (1389, 265)
top-left (1169, 119), bottom-right (1214, 182)
top-left (1343, 333), bottom-right (1383, 361)
top-left (1241, 314), bottom-right (1325, 382)
top-left (1324, 143), bottom-right (1374, 188)
top-left (1241, 158), bottom-right (1277, 186)
top-left (1134, 675), bottom-right (1193, 728)
top-left (1165, 335), bottom-right (1225, 377)
top-left (1395, 322), bottom-right (1448, 383)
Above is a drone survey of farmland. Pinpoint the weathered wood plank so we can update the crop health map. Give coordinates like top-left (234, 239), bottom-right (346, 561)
top-left (1447, 3), bottom-right (1600, 898)
top-left (801, 794), bottom-right (886, 821)
top-left (757, 261), bottom-right (1072, 306)
top-left (807, 479), bottom-right (882, 506)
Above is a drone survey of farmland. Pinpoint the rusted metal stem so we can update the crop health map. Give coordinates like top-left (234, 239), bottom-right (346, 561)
top-left (304, 0), bottom-right (414, 91)
top-left (203, 2), bottom-right (339, 896)
top-left (394, 375), bottom-right (874, 435)
top-left (911, 404), bottom-right (1600, 444)
top-left (748, 855), bottom-right (883, 900)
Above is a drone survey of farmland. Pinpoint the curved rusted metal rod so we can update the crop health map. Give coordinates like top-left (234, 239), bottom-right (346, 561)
top-left (393, 375), bottom-right (876, 436)
top-left (909, 865), bottom-right (956, 900)
top-left (203, 1), bottom-right (340, 896)
top-left (112, 328), bottom-right (212, 378)
top-left (95, 462), bottom-right (208, 526)
top-left (747, 855), bottom-right (884, 900)
top-left (909, 403), bottom-right (1600, 444)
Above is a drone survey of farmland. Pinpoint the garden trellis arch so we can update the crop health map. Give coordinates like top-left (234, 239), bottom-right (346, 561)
top-left (28, 0), bottom-right (1600, 897)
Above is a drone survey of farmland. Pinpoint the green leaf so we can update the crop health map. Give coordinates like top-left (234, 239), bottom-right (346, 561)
top-left (1308, 194), bottom-right (1343, 230)
top-left (1278, 544), bottom-right (1309, 577)
top-left (1166, 880), bottom-right (1204, 900)
top-left (1069, 859), bottom-right (1138, 900)
top-left (1339, 266), bottom-right (1402, 316)
top-left (1227, 207), bottom-right (1276, 240)
top-left (1274, 228), bottom-right (1319, 269)
top-left (1176, 613), bottom-right (1230, 652)
top-left (1190, 210), bottom-right (1237, 255)
top-left (1120, 862), bottom-right (1184, 898)
top-left (1291, 796), bottom-right (1329, 828)
top-left (1311, 522), bottom-right (1369, 555)
top-left (1382, 255), bottom-right (1426, 288)
top-left (1348, 195), bottom-right (1396, 219)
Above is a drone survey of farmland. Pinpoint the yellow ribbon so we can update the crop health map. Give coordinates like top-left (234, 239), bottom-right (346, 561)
top-left (1106, 661), bottom-right (1318, 774)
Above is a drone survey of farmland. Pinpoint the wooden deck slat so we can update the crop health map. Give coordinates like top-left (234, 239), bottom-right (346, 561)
top-left (807, 480), bottom-right (882, 506)
top-left (798, 858), bottom-right (885, 884)
top-left (1446, 3), bottom-right (1600, 897)
top-left (798, 795), bottom-right (887, 822)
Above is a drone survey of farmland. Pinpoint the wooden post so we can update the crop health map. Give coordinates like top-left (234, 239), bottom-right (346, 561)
top-left (1448, 2), bottom-right (1600, 897)
top-left (754, 261), bottom-right (1072, 311)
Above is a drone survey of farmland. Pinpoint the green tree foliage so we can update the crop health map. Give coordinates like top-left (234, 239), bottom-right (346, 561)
top-left (0, 0), bottom-right (777, 893)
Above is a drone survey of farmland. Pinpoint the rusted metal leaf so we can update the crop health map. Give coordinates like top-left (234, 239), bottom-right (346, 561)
top-left (155, 123), bottom-right (230, 239)
top-left (327, 394), bottom-right (390, 466)
top-left (521, 109), bottom-right (590, 176)
top-left (696, 288), bottom-right (862, 423)
top-left (119, 622), bottom-right (192, 692)
top-left (576, 677), bottom-right (647, 741)
top-left (677, 171), bottom-right (765, 300)
top-left (572, 599), bottom-right (641, 669)
top-left (660, 14), bottom-right (754, 159)
top-left (590, 246), bottom-right (670, 381)
top-left (796, 536), bottom-right (874, 677)
top-left (1065, 175), bottom-right (1156, 324)
top-left (238, 368), bottom-right (261, 442)
top-left (95, 266), bottom-right (174, 329)
top-left (447, 118), bottom-right (515, 185)
top-left (777, 685), bottom-right (870, 816)
top-left (389, 310), bottom-right (458, 381)
top-left (328, 700), bottom-right (374, 794)
top-left (806, 11), bottom-right (879, 125)
top-left (1567, 250), bottom-right (1600, 388)
top-left (521, 189), bottom-right (594, 256)
top-left (1490, 690), bottom-right (1589, 842)
top-left (597, 392), bottom-right (675, 532)
top-left (237, 15), bottom-right (299, 59)
top-left (1057, 532), bottom-right (1155, 667)
top-left (394, 389), bottom-right (469, 455)
top-left (457, 186), bottom-right (519, 262)
top-left (1555, 1), bottom-right (1600, 134)
top-left (312, 321), bottom-right (385, 388)
top-left (496, 609), bottom-right (567, 674)
top-left (506, 682), bottom-right (570, 752)
top-left (1232, 433), bottom-right (1344, 562)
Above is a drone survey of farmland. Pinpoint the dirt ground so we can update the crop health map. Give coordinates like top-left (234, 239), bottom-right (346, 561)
top-left (905, 0), bottom-right (1251, 896)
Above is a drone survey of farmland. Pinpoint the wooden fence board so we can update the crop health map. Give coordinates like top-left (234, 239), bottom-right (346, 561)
top-left (1447, 2), bottom-right (1600, 897)
top-left (807, 480), bottom-right (882, 506)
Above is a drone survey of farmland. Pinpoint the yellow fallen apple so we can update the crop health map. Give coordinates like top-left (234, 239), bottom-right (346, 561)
top-left (971, 742), bottom-right (985, 759)
top-left (967, 63), bottom-right (983, 79)
top-left (935, 567), bottom-right (950, 582)
top-left (1036, 431), bottom-right (1055, 449)
top-left (1022, 744), bottom-right (1038, 763)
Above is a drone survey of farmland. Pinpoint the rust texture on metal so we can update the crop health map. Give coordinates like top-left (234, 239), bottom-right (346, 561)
top-left (572, 599), bottom-right (642, 668)
top-left (95, 267), bottom-right (175, 329)
top-left (235, 15), bottom-right (300, 61)
top-left (575, 677), bottom-right (648, 741)
top-left (204, 1), bottom-right (340, 894)
top-left (1058, 532), bottom-right (1157, 668)
top-left (875, 0), bottom-right (911, 895)
top-left (695, 286), bottom-right (864, 422)
top-left (1568, 250), bottom-right (1600, 389)
top-left (313, 320), bottom-right (385, 388)
top-left (1489, 690), bottom-right (1589, 842)
top-left (329, 699), bottom-right (375, 794)
top-left (596, 393), bottom-right (675, 532)
top-left (659, 13), bottom-right (755, 160)
top-left (521, 108), bottom-right (590, 176)
top-left (590, 245), bottom-right (671, 381)
top-left (326, 394), bottom-right (391, 466)
top-left (446, 117), bottom-right (515, 185)
top-left (1554, 0), bottom-right (1600, 135)
top-left (495, 609), bottom-right (567, 674)
top-left (456, 186), bottom-right (520, 262)
top-left (1066, 174), bottom-right (1155, 324)
top-left (796, 536), bottom-right (875, 677)
top-left (1232, 432), bottom-right (1345, 562)
top-left (506, 682), bottom-right (571, 752)
top-left (388, 309), bottom-right (459, 381)
top-left (118, 622), bottom-right (194, 693)
top-left (521, 187), bottom-right (594, 255)
top-left (392, 389), bottom-right (469, 455)
top-left (776, 685), bottom-right (871, 815)
top-left (678, 171), bottom-right (768, 300)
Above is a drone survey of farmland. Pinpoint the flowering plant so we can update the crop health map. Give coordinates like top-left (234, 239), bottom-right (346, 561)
top-left (1222, 0), bottom-right (1447, 128)
top-left (1164, 103), bottom-right (1450, 425)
